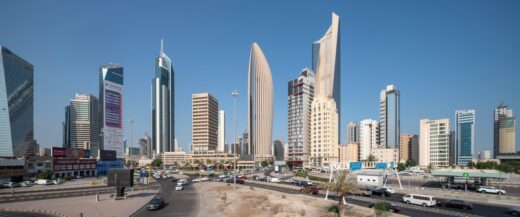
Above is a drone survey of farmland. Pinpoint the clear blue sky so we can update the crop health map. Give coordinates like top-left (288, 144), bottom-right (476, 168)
top-left (1, 0), bottom-right (519, 154)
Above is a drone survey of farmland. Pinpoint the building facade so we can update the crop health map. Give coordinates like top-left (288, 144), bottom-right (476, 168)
top-left (192, 93), bottom-right (219, 153)
top-left (247, 43), bottom-right (274, 162)
top-left (139, 133), bottom-right (152, 159)
top-left (152, 40), bottom-right (175, 155)
top-left (455, 109), bottom-right (475, 166)
top-left (287, 68), bottom-right (315, 167)
top-left (273, 140), bottom-right (285, 161)
top-left (310, 96), bottom-right (339, 168)
top-left (494, 103), bottom-right (516, 156)
top-left (359, 119), bottom-right (379, 161)
top-left (313, 13), bottom-right (341, 143)
top-left (218, 110), bottom-right (225, 153)
top-left (399, 134), bottom-right (418, 162)
top-left (379, 84), bottom-right (400, 149)
top-left (99, 64), bottom-right (124, 159)
top-left (479, 150), bottom-right (491, 160)
top-left (371, 148), bottom-right (399, 163)
top-left (0, 46), bottom-right (35, 157)
top-left (339, 143), bottom-right (359, 166)
top-left (347, 122), bottom-right (359, 144)
top-left (419, 119), bottom-right (450, 167)
top-left (63, 94), bottom-right (99, 153)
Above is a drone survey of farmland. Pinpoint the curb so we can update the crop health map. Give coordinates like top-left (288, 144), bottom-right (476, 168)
top-left (0, 208), bottom-right (68, 217)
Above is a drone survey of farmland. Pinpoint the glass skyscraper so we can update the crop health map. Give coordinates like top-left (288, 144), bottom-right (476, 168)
top-left (63, 94), bottom-right (99, 152)
top-left (379, 84), bottom-right (400, 149)
top-left (455, 109), bottom-right (475, 166)
top-left (0, 46), bottom-right (35, 157)
top-left (152, 40), bottom-right (175, 154)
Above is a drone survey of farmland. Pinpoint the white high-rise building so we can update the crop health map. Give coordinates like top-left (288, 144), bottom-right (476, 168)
top-left (218, 110), bottom-right (225, 153)
top-left (63, 94), bottom-right (99, 151)
top-left (310, 96), bottom-right (339, 168)
top-left (287, 68), bottom-right (315, 167)
top-left (247, 43), bottom-right (274, 162)
top-left (359, 119), bottom-right (379, 161)
top-left (379, 84), bottom-right (400, 149)
top-left (419, 119), bottom-right (450, 167)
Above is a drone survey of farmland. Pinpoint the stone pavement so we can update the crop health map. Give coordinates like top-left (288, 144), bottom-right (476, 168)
top-left (0, 189), bottom-right (158, 217)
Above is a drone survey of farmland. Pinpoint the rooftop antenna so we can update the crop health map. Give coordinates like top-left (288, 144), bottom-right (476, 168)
top-left (160, 39), bottom-right (164, 55)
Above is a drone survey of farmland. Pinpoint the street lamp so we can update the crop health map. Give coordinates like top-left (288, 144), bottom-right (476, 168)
top-left (232, 89), bottom-right (239, 190)
top-left (129, 119), bottom-right (134, 167)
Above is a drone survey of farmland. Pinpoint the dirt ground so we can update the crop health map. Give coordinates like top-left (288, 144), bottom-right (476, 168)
top-left (196, 182), bottom-right (406, 217)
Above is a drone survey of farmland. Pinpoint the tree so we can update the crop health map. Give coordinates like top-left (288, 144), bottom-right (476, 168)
top-left (467, 161), bottom-right (476, 169)
top-left (405, 158), bottom-right (417, 167)
top-left (397, 163), bottom-right (406, 172)
top-left (373, 200), bottom-right (390, 217)
top-left (367, 154), bottom-right (377, 162)
top-left (38, 171), bottom-right (52, 180)
top-left (261, 160), bottom-right (269, 168)
top-left (151, 159), bottom-right (163, 167)
top-left (323, 172), bottom-right (360, 217)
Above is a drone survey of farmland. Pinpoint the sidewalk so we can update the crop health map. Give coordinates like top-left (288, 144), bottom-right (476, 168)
top-left (0, 188), bottom-right (158, 217)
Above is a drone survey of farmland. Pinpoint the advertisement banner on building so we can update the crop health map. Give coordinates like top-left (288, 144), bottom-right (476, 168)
top-left (52, 147), bottom-right (66, 158)
top-left (53, 159), bottom-right (96, 171)
top-left (100, 150), bottom-right (117, 161)
top-left (103, 81), bottom-right (124, 159)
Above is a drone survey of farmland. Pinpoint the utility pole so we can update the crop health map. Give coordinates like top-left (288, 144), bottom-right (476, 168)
top-left (129, 119), bottom-right (134, 168)
top-left (232, 90), bottom-right (239, 190)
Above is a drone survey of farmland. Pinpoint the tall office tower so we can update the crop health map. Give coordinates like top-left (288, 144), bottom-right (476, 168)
top-left (0, 46), bottom-right (35, 157)
top-left (191, 93), bottom-right (219, 153)
top-left (419, 119), bottom-right (450, 167)
top-left (218, 110), bottom-right (225, 153)
top-left (99, 64), bottom-right (124, 159)
top-left (63, 94), bottom-right (99, 152)
top-left (455, 109), bottom-right (475, 166)
top-left (273, 140), bottom-right (285, 161)
top-left (152, 40), bottom-right (175, 155)
top-left (379, 84), bottom-right (400, 149)
top-left (247, 43), bottom-right (274, 162)
top-left (139, 133), bottom-right (152, 158)
top-left (239, 131), bottom-right (250, 160)
top-left (347, 122), bottom-right (359, 144)
top-left (494, 103), bottom-right (516, 156)
top-left (310, 96), bottom-right (339, 168)
top-left (313, 13), bottom-right (341, 143)
top-left (287, 68), bottom-right (315, 167)
top-left (359, 119), bottom-right (379, 161)
top-left (400, 134), bottom-right (418, 161)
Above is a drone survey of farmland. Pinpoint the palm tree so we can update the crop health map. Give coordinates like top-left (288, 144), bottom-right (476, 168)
top-left (323, 172), bottom-right (360, 217)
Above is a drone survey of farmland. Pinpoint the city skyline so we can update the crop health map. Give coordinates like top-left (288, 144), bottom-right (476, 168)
top-left (1, 1), bottom-right (519, 154)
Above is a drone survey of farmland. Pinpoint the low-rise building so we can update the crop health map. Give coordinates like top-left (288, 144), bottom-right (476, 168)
top-left (339, 143), bottom-right (359, 169)
top-left (0, 159), bottom-right (25, 182)
top-left (370, 148), bottom-right (399, 163)
top-left (53, 159), bottom-right (97, 178)
top-left (26, 156), bottom-right (53, 177)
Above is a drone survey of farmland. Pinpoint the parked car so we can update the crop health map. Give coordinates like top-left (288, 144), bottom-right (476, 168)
top-left (368, 202), bottom-right (400, 213)
top-left (20, 181), bottom-right (33, 187)
top-left (283, 179), bottom-right (295, 184)
top-left (371, 187), bottom-right (393, 197)
top-left (177, 179), bottom-right (188, 186)
top-left (508, 207), bottom-right (520, 216)
top-left (2, 182), bottom-right (20, 188)
top-left (477, 186), bottom-right (506, 194)
top-left (300, 186), bottom-right (319, 195)
top-left (175, 183), bottom-right (183, 191)
top-left (192, 178), bottom-right (201, 183)
top-left (402, 194), bottom-right (437, 207)
top-left (147, 197), bottom-right (165, 210)
top-left (357, 188), bottom-right (373, 196)
top-left (437, 200), bottom-right (473, 210)
top-left (270, 178), bottom-right (281, 183)
top-left (201, 177), bottom-right (209, 182)
top-left (444, 183), bottom-right (464, 190)
top-left (258, 177), bottom-right (268, 182)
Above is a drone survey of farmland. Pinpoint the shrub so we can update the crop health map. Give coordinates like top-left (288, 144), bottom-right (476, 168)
top-left (327, 204), bottom-right (339, 214)
top-left (63, 176), bottom-right (71, 181)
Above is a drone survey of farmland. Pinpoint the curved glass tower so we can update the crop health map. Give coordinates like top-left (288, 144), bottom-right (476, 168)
top-left (152, 40), bottom-right (175, 155)
top-left (247, 43), bottom-right (273, 162)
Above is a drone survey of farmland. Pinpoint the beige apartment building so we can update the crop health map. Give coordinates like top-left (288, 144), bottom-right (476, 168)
top-left (338, 143), bottom-right (359, 169)
top-left (371, 148), bottom-right (399, 163)
top-left (310, 96), bottom-right (339, 168)
top-left (192, 93), bottom-right (219, 153)
top-left (419, 119), bottom-right (450, 167)
top-left (400, 134), bottom-right (418, 162)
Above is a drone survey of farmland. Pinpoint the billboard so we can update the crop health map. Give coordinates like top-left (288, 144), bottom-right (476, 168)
top-left (105, 89), bottom-right (122, 128)
top-left (53, 159), bottom-right (96, 171)
top-left (100, 150), bottom-right (117, 161)
top-left (52, 147), bottom-right (66, 158)
top-left (103, 80), bottom-right (124, 159)
top-left (349, 162), bottom-right (362, 171)
top-left (107, 169), bottom-right (134, 187)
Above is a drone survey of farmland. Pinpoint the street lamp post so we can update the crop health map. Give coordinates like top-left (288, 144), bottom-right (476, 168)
top-left (232, 90), bottom-right (239, 190)
top-left (129, 119), bottom-right (134, 168)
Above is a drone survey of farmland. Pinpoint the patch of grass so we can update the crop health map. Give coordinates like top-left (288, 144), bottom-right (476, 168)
top-left (327, 204), bottom-right (339, 214)
top-left (281, 194), bottom-right (286, 199)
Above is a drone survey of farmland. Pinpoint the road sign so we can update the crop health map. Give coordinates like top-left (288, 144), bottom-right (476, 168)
top-left (349, 162), bottom-right (362, 171)
top-left (463, 172), bottom-right (469, 178)
top-left (375, 162), bottom-right (388, 170)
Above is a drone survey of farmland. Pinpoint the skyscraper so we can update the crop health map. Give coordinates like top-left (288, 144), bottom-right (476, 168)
top-left (347, 122), bottom-right (359, 144)
top-left (139, 133), bottom-right (152, 159)
top-left (419, 119), bottom-right (450, 167)
top-left (287, 68), bottom-right (315, 167)
top-left (455, 109), bottom-right (475, 166)
top-left (218, 110), bottom-right (225, 153)
top-left (379, 84), bottom-right (400, 149)
top-left (99, 64), bottom-right (124, 159)
top-left (494, 103), bottom-right (516, 156)
top-left (0, 46), bottom-right (35, 157)
top-left (359, 119), bottom-right (379, 161)
top-left (152, 40), bottom-right (175, 155)
top-left (191, 93), bottom-right (219, 153)
top-left (273, 140), bottom-right (285, 161)
top-left (313, 12), bottom-right (341, 143)
top-left (247, 43), bottom-right (273, 162)
top-left (63, 94), bottom-right (99, 152)
top-left (310, 96), bottom-right (339, 167)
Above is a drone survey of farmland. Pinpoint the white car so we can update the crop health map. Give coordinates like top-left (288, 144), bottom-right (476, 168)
top-left (477, 186), bottom-right (506, 194)
top-left (201, 177), bottom-right (209, 182)
top-left (270, 178), bottom-right (281, 183)
top-left (175, 183), bottom-right (183, 191)
top-left (192, 178), bottom-right (201, 183)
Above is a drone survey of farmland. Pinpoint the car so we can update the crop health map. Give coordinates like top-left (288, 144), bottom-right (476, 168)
top-left (371, 188), bottom-right (393, 197)
top-left (270, 178), bottom-right (281, 183)
top-left (169, 178), bottom-right (178, 183)
top-left (226, 178), bottom-right (244, 184)
top-left (20, 181), bottom-right (32, 187)
top-left (357, 188), bottom-right (373, 196)
top-left (175, 183), bottom-right (183, 191)
top-left (2, 182), bottom-right (20, 188)
top-left (218, 174), bottom-right (227, 179)
top-left (251, 175), bottom-right (259, 180)
top-left (283, 179), bottom-right (295, 184)
top-left (201, 177), bottom-right (209, 182)
top-left (147, 197), bottom-right (165, 210)
top-left (402, 194), bottom-right (437, 207)
top-left (300, 186), bottom-right (319, 195)
top-left (192, 178), bottom-right (201, 183)
top-left (437, 200), bottom-right (473, 210)
top-left (444, 183), bottom-right (464, 190)
top-left (177, 179), bottom-right (188, 186)
top-left (238, 175), bottom-right (248, 180)
top-left (477, 186), bottom-right (506, 194)
top-left (508, 207), bottom-right (520, 216)
top-left (368, 202), bottom-right (400, 213)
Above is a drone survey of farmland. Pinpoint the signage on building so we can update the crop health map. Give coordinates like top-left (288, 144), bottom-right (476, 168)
top-left (103, 80), bottom-right (124, 159)
top-left (375, 162), bottom-right (388, 170)
top-left (99, 150), bottom-right (117, 161)
top-left (274, 161), bottom-right (286, 166)
top-left (52, 147), bottom-right (66, 157)
top-left (349, 162), bottom-right (362, 171)
top-left (53, 159), bottom-right (96, 171)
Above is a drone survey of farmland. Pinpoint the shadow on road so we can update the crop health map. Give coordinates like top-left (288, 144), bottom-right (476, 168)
top-left (128, 192), bottom-right (157, 198)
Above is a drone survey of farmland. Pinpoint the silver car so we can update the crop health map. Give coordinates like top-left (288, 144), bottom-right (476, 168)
top-left (508, 207), bottom-right (520, 216)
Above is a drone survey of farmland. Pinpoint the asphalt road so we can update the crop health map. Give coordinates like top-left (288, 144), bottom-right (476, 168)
top-left (133, 177), bottom-right (199, 217)
top-left (0, 211), bottom-right (59, 217)
top-left (389, 178), bottom-right (520, 197)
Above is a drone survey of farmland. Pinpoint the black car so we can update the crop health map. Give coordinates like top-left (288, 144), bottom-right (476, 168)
top-left (147, 197), bottom-right (165, 211)
top-left (437, 200), bottom-right (473, 210)
top-left (258, 177), bottom-right (268, 182)
top-left (371, 188), bottom-right (392, 197)
top-left (368, 202), bottom-right (400, 213)
top-left (225, 178), bottom-right (245, 184)
top-left (169, 178), bottom-right (178, 183)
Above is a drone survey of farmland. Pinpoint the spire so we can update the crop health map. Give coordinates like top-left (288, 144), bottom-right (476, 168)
top-left (160, 38), bottom-right (164, 56)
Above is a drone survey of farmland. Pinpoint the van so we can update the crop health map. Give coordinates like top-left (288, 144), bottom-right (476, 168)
top-left (402, 194), bottom-right (436, 207)
top-left (35, 179), bottom-right (49, 185)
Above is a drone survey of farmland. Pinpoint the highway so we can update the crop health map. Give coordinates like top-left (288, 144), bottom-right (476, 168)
top-left (133, 177), bottom-right (199, 217)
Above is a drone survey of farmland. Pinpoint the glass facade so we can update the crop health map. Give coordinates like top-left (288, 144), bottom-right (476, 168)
top-left (459, 122), bottom-right (472, 156)
top-left (455, 109), bottom-right (475, 165)
top-left (0, 46), bottom-right (34, 157)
